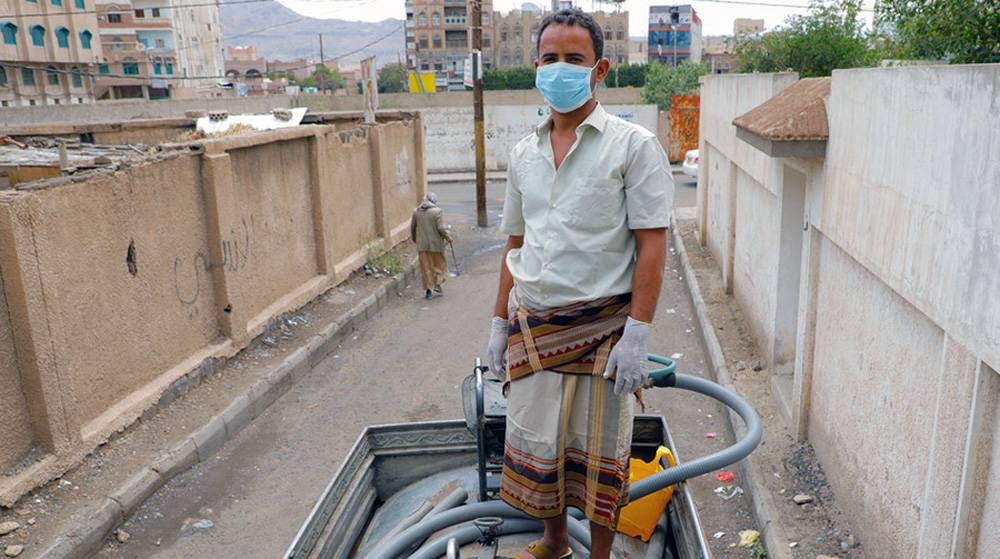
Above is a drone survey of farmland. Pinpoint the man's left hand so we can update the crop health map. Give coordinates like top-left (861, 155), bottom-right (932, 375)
top-left (603, 317), bottom-right (651, 396)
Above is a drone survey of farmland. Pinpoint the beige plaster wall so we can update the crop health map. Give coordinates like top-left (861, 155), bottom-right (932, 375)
top-left (226, 139), bottom-right (319, 327)
top-left (0, 114), bottom-right (423, 504)
top-left (323, 128), bottom-right (378, 266)
top-left (0, 264), bottom-right (35, 473)
top-left (19, 157), bottom-right (220, 427)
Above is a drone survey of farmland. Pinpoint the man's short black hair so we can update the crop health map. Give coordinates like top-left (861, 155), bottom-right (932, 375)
top-left (536, 7), bottom-right (604, 61)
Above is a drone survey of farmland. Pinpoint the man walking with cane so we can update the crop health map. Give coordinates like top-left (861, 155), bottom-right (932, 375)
top-left (411, 192), bottom-right (453, 299)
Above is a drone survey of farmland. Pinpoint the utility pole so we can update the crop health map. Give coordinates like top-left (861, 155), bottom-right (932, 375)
top-left (318, 33), bottom-right (326, 92)
top-left (472, 0), bottom-right (487, 227)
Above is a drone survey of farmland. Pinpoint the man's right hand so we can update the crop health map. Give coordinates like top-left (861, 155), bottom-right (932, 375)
top-left (486, 316), bottom-right (509, 381)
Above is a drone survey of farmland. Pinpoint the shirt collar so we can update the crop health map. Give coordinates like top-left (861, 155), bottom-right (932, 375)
top-left (535, 102), bottom-right (609, 138)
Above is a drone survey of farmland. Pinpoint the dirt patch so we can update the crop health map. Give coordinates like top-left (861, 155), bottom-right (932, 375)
top-left (677, 219), bottom-right (863, 559)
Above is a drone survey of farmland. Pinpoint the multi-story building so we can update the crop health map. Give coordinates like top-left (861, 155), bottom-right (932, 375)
top-left (702, 35), bottom-right (736, 74)
top-left (0, 0), bottom-right (102, 106)
top-left (733, 17), bottom-right (764, 35)
top-left (405, 0), bottom-right (494, 91)
top-left (93, 0), bottom-right (221, 99)
top-left (647, 5), bottom-right (702, 66)
top-left (491, 5), bottom-right (627, 68)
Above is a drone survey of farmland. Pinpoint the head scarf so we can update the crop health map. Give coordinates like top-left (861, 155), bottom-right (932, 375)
top-left (418, 192), bottom-right (438, 210)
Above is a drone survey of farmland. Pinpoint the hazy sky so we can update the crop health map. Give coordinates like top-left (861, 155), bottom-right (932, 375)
top-left (277, 0), bottom-right (875, 38)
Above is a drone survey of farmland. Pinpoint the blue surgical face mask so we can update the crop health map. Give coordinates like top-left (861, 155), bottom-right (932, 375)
top-left (535, 61), bottom-right (599, 114)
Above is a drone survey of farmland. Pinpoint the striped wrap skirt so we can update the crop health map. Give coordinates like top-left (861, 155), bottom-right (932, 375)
top-left (499, 368), bottom-right (634, 529)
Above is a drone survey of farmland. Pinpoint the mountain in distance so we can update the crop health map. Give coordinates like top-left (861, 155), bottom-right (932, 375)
top-left (219, 1), bottom-right (405, 68)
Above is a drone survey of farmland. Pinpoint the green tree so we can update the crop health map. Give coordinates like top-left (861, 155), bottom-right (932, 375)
top-left (378, 63), bottom-right (407, 93)
top-left (735, 0), bottom-right (879, 77)
top-left (640, 61), bottom-right (706, 110)
top-left (610, 63), bottom-right (648, 88)
top-left (482, 66), bottom-right (536, 90)
top-left (302, 64), bottom-right (345, 90)
top-left (877, 0), bottom-right (1000, 63)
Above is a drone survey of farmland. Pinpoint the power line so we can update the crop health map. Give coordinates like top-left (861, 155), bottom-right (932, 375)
top-left (1, 21), bottom-right (404, 81)
top-left (691, 0), bottom-right (875, 12)
top-left (0, 0), bottom-right (273, 21)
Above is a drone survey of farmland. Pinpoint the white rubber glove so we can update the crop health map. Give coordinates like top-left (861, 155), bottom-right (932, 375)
top-left (603, 317), bottom-right (651, 396)
top-left (486, 316), bottom-right (509, 381)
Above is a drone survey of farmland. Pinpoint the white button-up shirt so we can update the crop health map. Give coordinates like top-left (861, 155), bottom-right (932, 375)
top-left (501, 104), bottom-right (674, 308)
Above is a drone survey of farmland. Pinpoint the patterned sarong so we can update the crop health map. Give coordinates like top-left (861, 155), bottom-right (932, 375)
top-left (500, 369), bottom-right (634, 529)
top-left (506, 292), bottom-right (632, 382)
top-left (500, 290), bottom-right (634, 529)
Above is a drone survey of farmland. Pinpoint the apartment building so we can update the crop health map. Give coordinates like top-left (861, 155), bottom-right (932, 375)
top-left (492, 7), bottom-right (627, 68)
top-left (648, 4), bottom-right (702, 65)
top-left (93, 0), bottom-right (222, 99)
top-left (0, 0), bottom-right (102, 106)
top-left (405, 0), bottom-right (494, 91)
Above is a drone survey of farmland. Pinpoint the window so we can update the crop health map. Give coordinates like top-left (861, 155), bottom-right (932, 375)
top-left (431, 12), bottom-right (440, 26)
top-left (151, 7), bottom-right (160, 16)
top-left (1, 22), bottom-right (16, 45)
top-left (419, 36), bottom-right (427, 49)
top-left (21, 68), bottom-right (35, 86)
top-left (134, 8), bottom-right (144, 17)
top-left (30, 25), bottom-right (45, 47)
top-left (70, 66), bottom-right (81, 87)
top-left (98, 63), bottom-right (109, 74)
top-left (165, 62), bottom-right (173, 74)
top-left (483, 36), bottom-right (490, 48)
top-left (432, 34), bottom-right (441, 48)
top-left (420, 62), bottom-right (429, 70)
top-left (0, 67), bottom-right (7, 87)
top-left (122, 61), bottom-right (139, 75)
top-left (153, 61), bottom-right (162, 74)
top-left (617, 30), bottom-right (624, 41)
top-left (56, 27), bottom-right (69, 48)
top-left (500, 31), bottom-right (507, 41)
top-left (47, 65), bottom-right (59, 85)
top-left (604, 31), bottom-right (611, 41)
top-left (79, 30), bottom-right (92, 49)
top-left (417, 11), bottom-right (426, 25)
top-left (483, 12), bottom-right (489, 24)
top-left (434, 63), bottom-right (442, 71)
top-left (154, 38), bottom-right (164, 48)
top-left (74, 0), bottom-right (84, 9)
top-left (107, 13), bottom-right (122, 23)
top-left (52, 0), bottom-right (62, 6)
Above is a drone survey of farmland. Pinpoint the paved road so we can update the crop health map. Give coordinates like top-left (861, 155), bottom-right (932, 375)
top-left (97, 171), bottom-right (755, 558)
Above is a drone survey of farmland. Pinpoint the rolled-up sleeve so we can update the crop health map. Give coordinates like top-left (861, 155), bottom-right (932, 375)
top-left (500, 158), bottom-right (525, 236)
top-left (624, 136), bottom-right (674, 230)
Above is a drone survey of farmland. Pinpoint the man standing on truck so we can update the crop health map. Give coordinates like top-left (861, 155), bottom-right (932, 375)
top-left (484, 8), bottom-right (674, 559)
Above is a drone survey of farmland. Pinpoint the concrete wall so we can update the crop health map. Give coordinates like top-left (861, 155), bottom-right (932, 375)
top-left (696, 64), bottom-right (1000, 557)
top-left (0, 96), bottom-right (290, 127)
top-left (0, 114), bottom-right (425, 504)
top-left (422, 103), bottom-right (659, 172)
top-left (0, 87), bottom-right (644, 128)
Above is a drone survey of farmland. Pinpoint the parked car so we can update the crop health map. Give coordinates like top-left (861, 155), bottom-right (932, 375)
top-left (682, 149), bottom-right (699, 178)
